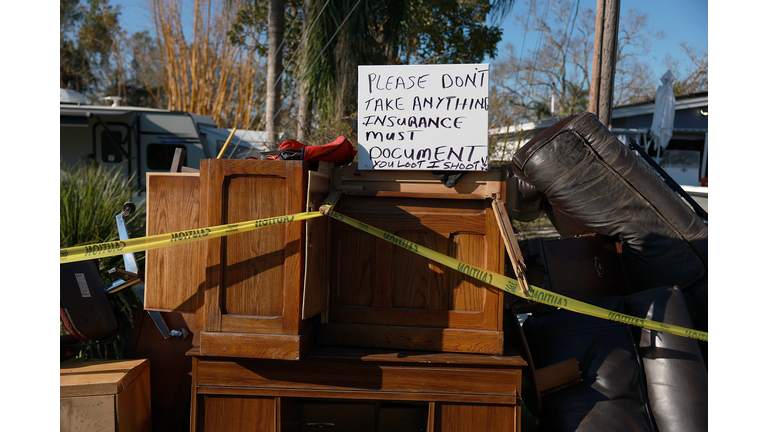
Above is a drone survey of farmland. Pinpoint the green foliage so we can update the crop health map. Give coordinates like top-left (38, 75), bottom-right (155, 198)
top-left (60, 0), bottom-right (121, 98)
top-left (297, 0), bottom-right (511, 124)
top-left (402, 0), bottom-right (503, 64)
top-left (60, 161), bottom-right (146, 361)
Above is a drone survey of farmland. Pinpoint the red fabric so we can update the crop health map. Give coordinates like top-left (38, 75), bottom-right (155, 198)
top-left (271, 136), bottom-right (357, 164)
top-left (304, 136), bottom-right (357, 164)
top-left (279, 139), bottom-right (306, 152)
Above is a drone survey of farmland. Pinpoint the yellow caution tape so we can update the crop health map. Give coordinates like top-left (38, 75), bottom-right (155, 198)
top-left (59, 206), bottom-right (708, 342)
top-left (327, 211), bottom-right (708, 342)
top-left (59, 211), bottom-right (325, 264)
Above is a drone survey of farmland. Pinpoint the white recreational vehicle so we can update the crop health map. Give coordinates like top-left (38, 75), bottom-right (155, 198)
top-left (60, 89), bottom-right (270, 189)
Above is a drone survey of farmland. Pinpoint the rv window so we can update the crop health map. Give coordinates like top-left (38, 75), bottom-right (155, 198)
top-left (147, 144), bottom-right (187, 170)
top-left (101, 131), bottom-right (123, 163)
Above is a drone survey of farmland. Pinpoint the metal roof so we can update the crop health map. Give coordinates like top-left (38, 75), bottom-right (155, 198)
top-left (489, 93), bottom-right (708, 137)
top-left (60, 104), bottom-right (170, 118)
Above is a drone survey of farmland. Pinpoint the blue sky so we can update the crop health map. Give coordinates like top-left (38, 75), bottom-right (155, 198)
top-left (488, 0), bottom-right (708, 81)
top-left (114, 0), bottom-right (706, 84)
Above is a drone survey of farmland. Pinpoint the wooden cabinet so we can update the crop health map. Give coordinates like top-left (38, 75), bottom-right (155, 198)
top-left (189, 347), bottom-right (525, 432)
top-left (145, 160), bottom-right (511, 359)
top-left (144, 160), bottom-right (332, 360)
top-left (318, 165), bottom-right (507, 354)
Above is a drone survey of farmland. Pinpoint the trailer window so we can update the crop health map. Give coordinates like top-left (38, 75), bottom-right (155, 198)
top-left (101, 131), bottom-right (123, 163)
top-left (147, 144), bottom-right (187, 170)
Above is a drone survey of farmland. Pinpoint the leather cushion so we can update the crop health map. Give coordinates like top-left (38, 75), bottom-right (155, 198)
top-left (623, 286), bottom-right (708, 432)
top-left (523, 296), bottom-right (655, 432)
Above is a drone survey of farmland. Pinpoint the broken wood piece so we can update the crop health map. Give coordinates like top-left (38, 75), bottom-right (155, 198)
top-left (170, 147), bottom-right (187, 172)
top-left (536, 358), bottom-right (581, 395)
top-left (492, 199), bottom-right (531, 296)
top-left (319, 190), bottom-right (342, 215)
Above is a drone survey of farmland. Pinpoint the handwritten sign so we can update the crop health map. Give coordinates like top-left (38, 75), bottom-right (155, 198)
top-left (357, 63), bottom-right (490, 171)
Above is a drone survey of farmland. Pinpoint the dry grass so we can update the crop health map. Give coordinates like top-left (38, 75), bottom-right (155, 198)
top-left (151, 0), bottom-right (263, 128)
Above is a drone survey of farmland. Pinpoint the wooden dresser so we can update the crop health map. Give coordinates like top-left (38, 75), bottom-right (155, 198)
top-left (188, 346), bottom-right (525, 432)
top-left (143, 159), bottom-right (527, 432)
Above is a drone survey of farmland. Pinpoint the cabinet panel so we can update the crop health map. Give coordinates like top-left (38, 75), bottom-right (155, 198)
top-left (325, 187), bottom-right (505, 354)
top-left (435, 403), bottom-right (518, 432)
top-left (145, 172), bottom-right (203, 312)
top-left (198, 395), bottom-right (275, 432)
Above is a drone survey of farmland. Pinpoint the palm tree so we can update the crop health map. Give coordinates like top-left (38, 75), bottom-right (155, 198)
top-left (266, 0), bottom-right (286, 148)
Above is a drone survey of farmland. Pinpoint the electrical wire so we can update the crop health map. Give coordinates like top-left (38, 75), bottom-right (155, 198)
top-left (225, 0), bottom-right (326, 153)
top-left (225, 0), bottom-right (334, 156)
top-left (259, 0), bottom-right (364, 146)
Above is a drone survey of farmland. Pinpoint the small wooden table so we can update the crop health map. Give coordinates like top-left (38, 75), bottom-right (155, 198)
top-left (189, 346), bottom-right (526, 432)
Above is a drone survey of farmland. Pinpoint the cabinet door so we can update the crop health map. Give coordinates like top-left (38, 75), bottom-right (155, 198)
top-left (200, 160), bottom-right (308, 335)
top-left (331, 196), bottom-right (502, 329)
top-left (324, 195), bottom-right (505, 354)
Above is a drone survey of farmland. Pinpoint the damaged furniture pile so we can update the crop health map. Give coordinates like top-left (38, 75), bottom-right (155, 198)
top-left (61, 112), bottom-right (707, 432)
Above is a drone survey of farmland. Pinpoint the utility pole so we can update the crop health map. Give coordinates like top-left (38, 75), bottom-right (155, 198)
top-left (588, 0), bottom-right (620, 127)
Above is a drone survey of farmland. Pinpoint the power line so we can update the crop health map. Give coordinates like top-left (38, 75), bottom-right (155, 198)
top-left (261, 0), bottom-right (363, 141)
top-left (226, 0), bottom-right (333, 155)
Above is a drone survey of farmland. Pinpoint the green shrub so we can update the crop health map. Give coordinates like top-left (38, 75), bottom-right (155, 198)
top-left (60, 161), bottom-right (146, 361)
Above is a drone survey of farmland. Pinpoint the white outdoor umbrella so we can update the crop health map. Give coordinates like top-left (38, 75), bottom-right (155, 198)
top-left (649, 70), bottom-right (676, 156)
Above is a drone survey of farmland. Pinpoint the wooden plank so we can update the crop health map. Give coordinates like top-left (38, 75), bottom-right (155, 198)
top-left (303, 170), bottom-right (331, 319)
top-left (145, 172), bottom-right (203, 312)
top-left (337, 163), bottom-right (503, 198)
top-left (316, 324), bottom-right (503, 355)
top-left (428, 402), bottom-right (436, 432)
top-left (60, 359), bottom-right (150, 398)
top-left (342, 190), bottom-right (488, 200)
top-left (484, 201), bottom-right (504, 331)
top-left (195, 359), bottom-right (519, 397)
top-left (220, 315), bottom-right (283, 334)
top-left (535, 358), bottom-right (581, 394)
top-left (199, 328), bottom-right (313, 360)
top-left (201, 159), bottom-right (224, 332)
top-left (448, 233), bottom-right (487, 312)
top-left (304, 345), bottom-right (527, 367)
top-left (335, 229), bottom-right (377, 307)
top-left (170, 147), bottom-right (186, 172)
top-left (282, 161), bottom-right (306, 334)
top-left (198, 386), bottom-right (518, 406)
top-left (492, 199), bottom-right (530, 296)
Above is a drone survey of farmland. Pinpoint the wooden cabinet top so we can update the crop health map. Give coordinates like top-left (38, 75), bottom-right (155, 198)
top-left (60, 358), bottom-right (150, 398)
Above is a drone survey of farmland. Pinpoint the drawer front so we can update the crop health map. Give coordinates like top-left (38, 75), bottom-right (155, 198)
top-left (196, 359), bottom-right (520, 402)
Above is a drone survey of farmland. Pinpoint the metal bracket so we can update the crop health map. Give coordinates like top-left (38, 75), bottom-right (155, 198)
top-left (114, 202), bottom-right (188, 340)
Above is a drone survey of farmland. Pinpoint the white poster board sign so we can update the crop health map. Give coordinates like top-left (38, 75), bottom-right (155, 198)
top-left (357, 63), bottom-right (490, 171)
